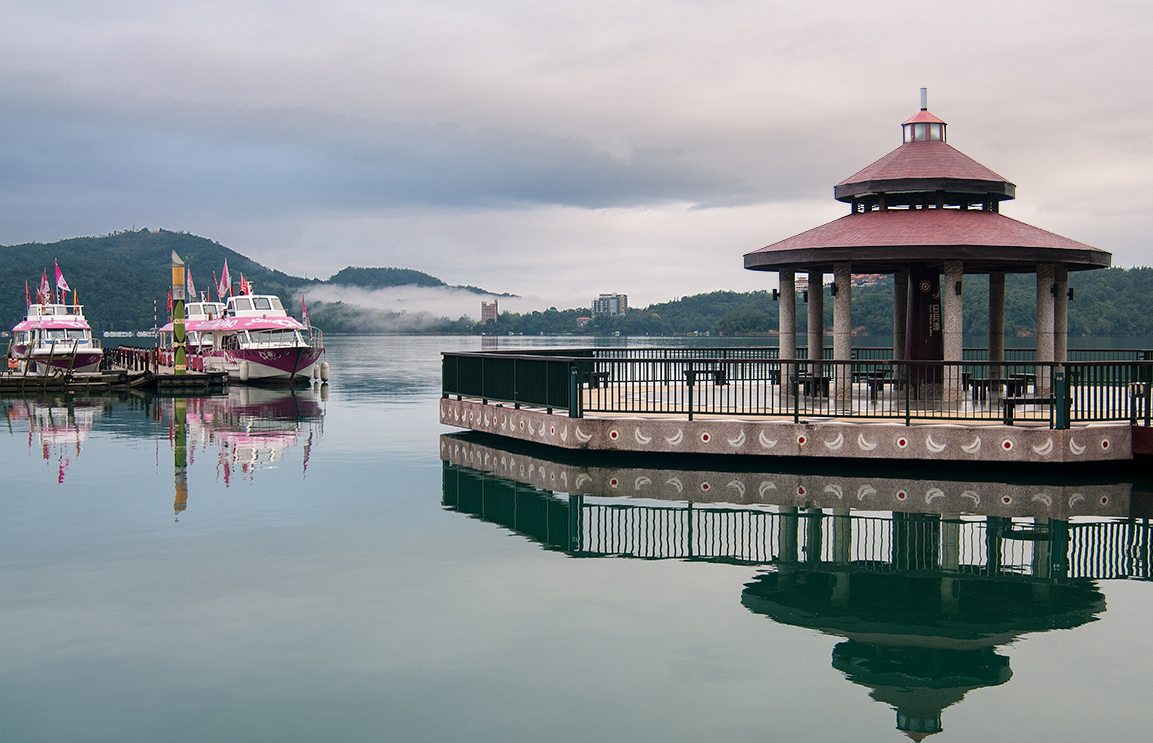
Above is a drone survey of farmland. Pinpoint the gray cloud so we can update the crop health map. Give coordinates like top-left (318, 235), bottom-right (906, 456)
top-left (2, 1), bottom-right (1151, 305)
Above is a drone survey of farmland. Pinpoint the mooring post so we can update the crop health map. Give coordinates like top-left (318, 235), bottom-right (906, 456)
top-left (568, 364), bottom-right (581, 418)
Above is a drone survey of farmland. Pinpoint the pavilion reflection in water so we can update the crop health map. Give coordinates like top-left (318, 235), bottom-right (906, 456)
top-left (440, 432), bottom-right (1150, 740)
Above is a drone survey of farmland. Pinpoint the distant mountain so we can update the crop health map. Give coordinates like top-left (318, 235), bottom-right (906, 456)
top-left (323, 266), bottom-right (515, 296)
top-left (0, 229), bottom-right (508, 331)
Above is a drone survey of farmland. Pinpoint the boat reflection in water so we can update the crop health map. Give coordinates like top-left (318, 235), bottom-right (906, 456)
top-left (167, 386), bottom-right (326, 516)
top-left (2, 395), bottom-right (111, 482)
top-left (441, 432), bottom-right (1151, 740)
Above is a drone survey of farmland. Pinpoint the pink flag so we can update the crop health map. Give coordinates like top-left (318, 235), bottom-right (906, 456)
top-left (186, 267), bottom-right (196, 299)
top-left (218, 261), bottom-right (231, 299)
top-left (25, 281), bottom-right (30, 306)
top-left (301, 293), bottom-right (310, 328)
top-left (40, 270), bottom-right (51, 304)
top-left (54, 261), bottom-right (70, 294)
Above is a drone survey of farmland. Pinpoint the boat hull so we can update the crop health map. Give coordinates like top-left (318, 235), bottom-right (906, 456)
top-left (12, 345), bottom-right (103, 374)
top-left (206, 347), bottom-right (323, 383)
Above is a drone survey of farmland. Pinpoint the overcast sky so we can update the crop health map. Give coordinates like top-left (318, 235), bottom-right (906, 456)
top-left (3, 0), bottom-right (1151, 309)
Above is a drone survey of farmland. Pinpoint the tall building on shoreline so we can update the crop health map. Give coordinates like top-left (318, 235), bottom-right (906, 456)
top-left (480, 300), bottom-right (498, 323)
top-left (591, 293), bottom-right (628, 316)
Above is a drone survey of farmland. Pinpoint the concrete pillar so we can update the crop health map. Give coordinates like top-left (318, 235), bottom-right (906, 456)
top-left (942, 261), bottom-right (964, 403)
top-left (807, 271), bottom-right (824, 364)
top-left (833, 262), bottom-right (852, 404)
top-left (989, 272), bottom-right (1005, 385)
top-left (778, 270), bottom-right (795, 400)
top-left (894, 270), bottom-right (909, 362)
top-left (1037, 264), bottom-right (1056, 394)
top-left (832, 508), bottom-right (851, 564)
top-left (1054, 266), bottom-right (1068, 365)
top-left (778, 506), bottom-right (799, 564)
top-left (940, 513), bottom-right (961, 615)
top-left (778, 270), bottom-right (796, 362)
top-left (804, 507), bottom-right (823, 563)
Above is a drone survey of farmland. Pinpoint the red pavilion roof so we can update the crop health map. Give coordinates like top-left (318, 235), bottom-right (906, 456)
top-left (744, 209), bottom-right (1109, 273)
top-left (902, 110), bottom-right (946, 125)
top-left (837, 141), bottom-right (1010, 187)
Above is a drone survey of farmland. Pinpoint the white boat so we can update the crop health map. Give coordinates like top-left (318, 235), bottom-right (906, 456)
top-left (10, 303), bottom-right (103, 374)
top-left (158, 301), bottom-right (226, 371)
top-left (196, 295), bottom-right (325, 383)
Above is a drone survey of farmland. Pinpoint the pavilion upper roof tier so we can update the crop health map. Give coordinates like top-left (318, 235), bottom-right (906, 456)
top-left (743, 209), bottom-right (1111, 274)
top-left (834, 106), bottom-right (1016, 207)
top-left (834, 139), bottom-right (1016, 206)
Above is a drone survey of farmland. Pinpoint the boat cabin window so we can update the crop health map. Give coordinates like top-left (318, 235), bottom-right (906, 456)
top-left (65, 329), bottom-right (87, 341)
top-left (221, 335), bottom-right (240, 350)
top-left (269, 297), bottom-right (283, 311)
top-left (250, 329), bottom-right (301, 346)
top-left (233, 298), bottom-right (253, 312)
top-left (253, 297), bottom-right (272, 311)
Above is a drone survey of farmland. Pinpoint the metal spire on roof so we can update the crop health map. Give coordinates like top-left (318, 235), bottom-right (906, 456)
top-left (920, 87), bottom-right (928, 111)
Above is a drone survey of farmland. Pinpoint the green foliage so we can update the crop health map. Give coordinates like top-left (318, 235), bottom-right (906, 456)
top-left (3, 230), bottom-right (1150, 338)
top-left (0, 229), bottom-right (306, 332)
top-left (325, 266), bottom-right (446, 289)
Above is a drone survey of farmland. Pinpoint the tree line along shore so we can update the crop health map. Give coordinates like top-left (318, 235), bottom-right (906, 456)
top-left (3, 229), bottom-right (1151, 338)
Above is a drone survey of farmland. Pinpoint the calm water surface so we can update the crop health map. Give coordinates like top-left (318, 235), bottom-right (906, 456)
top-left (2, 335), bottom-right (1152, 742)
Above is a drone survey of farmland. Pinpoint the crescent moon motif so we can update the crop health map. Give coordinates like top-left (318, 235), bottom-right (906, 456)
top-left (824, 432), bottom-right (844, 451)
top-left (759, 431), bottom-right (778, 449)
top-left (857, 433), bottom-right (877, 451)
top-left (727, 431), bottom-right (746, 447)
top-left (926, 435), bottom-right (946, 453)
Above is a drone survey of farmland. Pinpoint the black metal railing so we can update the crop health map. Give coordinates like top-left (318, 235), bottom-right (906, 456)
top-left (442, 349), bottom-right (1153, 427)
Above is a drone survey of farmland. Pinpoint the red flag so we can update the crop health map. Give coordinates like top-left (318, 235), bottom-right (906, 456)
top-left (25, 281), bottom-right (30, 306)
top-left (167, 288), bottom-right (173, 313)
top-left (301, 293), bottom-right (310, 328)
top-left (40, 270), bottom-right (50, 304)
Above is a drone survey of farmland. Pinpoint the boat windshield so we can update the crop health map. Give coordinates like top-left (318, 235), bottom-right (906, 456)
top-left (248, 329), bottom-right (302, 346)
top-left (42, 329), bottom-right (88, 341)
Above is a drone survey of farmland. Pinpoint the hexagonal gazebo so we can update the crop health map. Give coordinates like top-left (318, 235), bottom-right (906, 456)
top-left (744, 90), bottom-right (1111, 395)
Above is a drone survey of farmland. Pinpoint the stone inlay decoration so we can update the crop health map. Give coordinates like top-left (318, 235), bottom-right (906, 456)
top-left (440, 398), bottom-right (1132, 464)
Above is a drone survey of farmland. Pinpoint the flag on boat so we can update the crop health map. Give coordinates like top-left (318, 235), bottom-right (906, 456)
top-left (218, 261), bottom-right (231, 298)
top-left (40, 270), bottom-right (51, 304)
top-left (167, 288), bottom-right (173, 314)
top-left (25, 281), bottom-right (30, 306)
top-left (186, 267), bottom-right (196, 299)
top-left (301, 293), bottom-right (310, 328)
top-left (55, 261), bottom-right (70, 296)
top-left (239, 275), bottom-right (251, 295)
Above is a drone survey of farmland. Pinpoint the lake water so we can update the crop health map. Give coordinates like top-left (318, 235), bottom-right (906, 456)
top-left (3, 335), bottom-right (1152, 742)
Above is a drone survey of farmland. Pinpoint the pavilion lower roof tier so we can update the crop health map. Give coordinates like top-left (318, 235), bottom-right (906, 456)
top-left (834, 141), bottom-right (1015, 205)
top-left (743, 209), bottom-right (1111, 274)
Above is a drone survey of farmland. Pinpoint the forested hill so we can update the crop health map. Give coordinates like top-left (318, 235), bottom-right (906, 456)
top-left (0, 230), bottom-right (301, 331)
top-left (479, 268), bottom-right (1153, 338)
top-left (0, 229), bottom-right (502, 331)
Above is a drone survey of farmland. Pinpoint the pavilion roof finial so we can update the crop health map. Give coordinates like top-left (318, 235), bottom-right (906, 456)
top-left (920, 87), bottom-right (928, 111)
